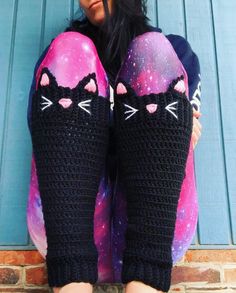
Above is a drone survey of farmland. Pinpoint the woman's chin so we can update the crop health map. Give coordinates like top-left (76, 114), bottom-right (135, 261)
top-left (89, 11), bottom-right (106, 26)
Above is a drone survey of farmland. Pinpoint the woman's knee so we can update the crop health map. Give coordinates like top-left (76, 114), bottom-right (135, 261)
top-left (36, 31), bottom-right (108, 96)
top-left (117, 31), bottom-right (188, 96)
top-left (129, 31), bottom-right (161, 52)
top-left (49, 31), bottom-right (97, 57)
top-left (51, 31), bottom-right (98, 56)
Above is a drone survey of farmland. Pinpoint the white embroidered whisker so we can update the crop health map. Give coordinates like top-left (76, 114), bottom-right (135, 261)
top-left (165, 101), bottom-right (178, 119)
top-left (40, 95), bottom-right (53, 111)
top-left (78, 99), bottom-right (92, 114)
top-left (124, 103), bottom-right (139, 120)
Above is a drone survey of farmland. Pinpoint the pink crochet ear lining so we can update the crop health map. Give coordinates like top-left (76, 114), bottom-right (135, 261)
top-left (117, 80), bottom-right (186, 95)
top-left (174, 80), bottom-right (185, 93)
top-left (84, 78), bottom-right (97, 93)
top-left (40, 73), bottom-right (50, 86)
top-left (40, 71), bottom-right (97, 93)
top-left (116, 82), bottom-right (127, 95)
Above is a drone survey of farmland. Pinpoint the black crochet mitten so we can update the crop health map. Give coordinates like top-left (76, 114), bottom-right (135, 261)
top-left (114, 76), bottom-right (193, 292)
top-left (30, 67), bottom-right (110, 287)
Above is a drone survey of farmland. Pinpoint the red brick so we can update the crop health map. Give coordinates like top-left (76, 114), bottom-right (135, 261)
top-left (169, 286), bottom-right (185, 292)
top-left (185, 250), bottom-right (236, 263)
top-left (0, 267), bottom-right (20, 284)
top-left (0, 288), bottom-right (50, 292)
top-left (0, 251), bottom-right (44, 266)
top-left (171, 266), bottom-right (220, 285)
top-left (25, 266), bottom-right (48, 286)
top-left (184, 289), bottom-right (229, 292)
top-left (224, 268), bottom-right (236, 283)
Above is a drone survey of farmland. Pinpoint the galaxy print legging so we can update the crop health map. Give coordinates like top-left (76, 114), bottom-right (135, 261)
top-left (30, 31), bottom-right (193, 292)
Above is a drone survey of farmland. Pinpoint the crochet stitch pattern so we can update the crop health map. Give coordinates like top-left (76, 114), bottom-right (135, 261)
top-left (114, 76), bottom-right (193, 292)
top-left (30, 67), bottom-right (110, 287)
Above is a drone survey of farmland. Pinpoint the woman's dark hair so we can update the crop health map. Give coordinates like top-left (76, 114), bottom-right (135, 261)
top-left (65, 0), bottom-right (151, 76)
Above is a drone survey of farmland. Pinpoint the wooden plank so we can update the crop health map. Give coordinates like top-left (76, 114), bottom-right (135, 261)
top-left (147, 0), bottom-right (158, 27)
top-left (0, 0), bottom-right (16, 242)
top-left (0, 0), bottom-right (235, 249)
top-left (157, 0), bottom-right (185, 36)
top-left (155, 0), bottom-right (198, 245)
top-left (184, 0), bottom-right (231, 244)
top-left (0, 0), bottom-right (44, 245)
top-left (212, 0), bottom-right (236, 244)
top-left (43, 0), bottom-right (72, 48)
top-left (73, 0), bottom-right (81, 19)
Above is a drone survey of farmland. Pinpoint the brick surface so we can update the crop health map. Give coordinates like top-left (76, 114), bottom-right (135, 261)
top-left (186, 284), bottom-right (229, 290)
top-left (171, 265), bottom-right (221, 284)
top-left (94, 284), bottom-right (124, 293)
top-left (0, 289), bottom-right (50, 292)
top-left (0, 267), bottom-right (20, 284)
top-left (185, 250), bottom-right (236, 263)
top-left (0, 250), bottom-right (236, 292)
top-left (25, 266), bottom-right (48, 285)
top-left (185, 287), bottom-right (236, 293)
top-left (224, 268), bottom-right (236, 283)
top-left (0, 251), bottom-right (44, 266)
top-left (169, 285), bottom-right (185, 292)
top-left (94, 285), bottom-right (118, 292)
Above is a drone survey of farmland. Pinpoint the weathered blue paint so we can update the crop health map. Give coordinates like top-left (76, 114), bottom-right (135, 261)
top-left (0, 0), bottom-right (235, 249)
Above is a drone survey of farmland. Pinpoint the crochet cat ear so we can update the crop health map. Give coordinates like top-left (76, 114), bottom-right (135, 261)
top-left (116, 82), bottom-right (127, 95)
top-left (84, 78), bottom-right (97, 93)
top-left (174, 79), bottom-right (186, 93)
top-left (115, 80), bottom-right (136, 96)
top-left (168, 75), bottom-right (186, 94)
top-left (38, 67), bottom-right (58, 88)
top-left (76, 72), bottom-right (98, 94)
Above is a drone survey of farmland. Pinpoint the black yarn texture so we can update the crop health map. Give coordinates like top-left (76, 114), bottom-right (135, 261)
top-left (30, 67), bottom-right (110, 287)
top-left (114, 76), bottom-right (193, 292)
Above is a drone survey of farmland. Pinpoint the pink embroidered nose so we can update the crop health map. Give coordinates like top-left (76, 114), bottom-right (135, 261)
top-left (146, 103), bottom-right (157, 113)
top-left (58, 98), bottom-right (72, 108)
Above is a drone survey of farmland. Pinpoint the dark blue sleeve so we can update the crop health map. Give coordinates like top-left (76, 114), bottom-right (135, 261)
top-left (166, 34), bottom-right (201, 112)
top-left (27, 41), bottom-right (54, 133)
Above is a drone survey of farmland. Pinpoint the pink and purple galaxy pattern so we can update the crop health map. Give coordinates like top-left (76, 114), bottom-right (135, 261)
top-left (27, 31), bottom-right (198, 283)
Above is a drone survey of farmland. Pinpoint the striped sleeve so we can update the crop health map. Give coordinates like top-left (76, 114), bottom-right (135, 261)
top-left (166, 34), bottom-right (202, 112)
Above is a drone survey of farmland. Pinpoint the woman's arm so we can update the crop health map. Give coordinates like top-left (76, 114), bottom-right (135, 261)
top-left (166, 34), bottom-right (201, 113)
top-left (166, 34), bottom-right (202, 149)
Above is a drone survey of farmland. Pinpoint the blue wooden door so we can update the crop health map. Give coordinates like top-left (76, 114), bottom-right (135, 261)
top-left (0, 0), bottom-right (235, 249)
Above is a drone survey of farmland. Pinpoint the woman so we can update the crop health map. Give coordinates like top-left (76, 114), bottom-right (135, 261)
top-left (28, 0), bottom-right (202, 292)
